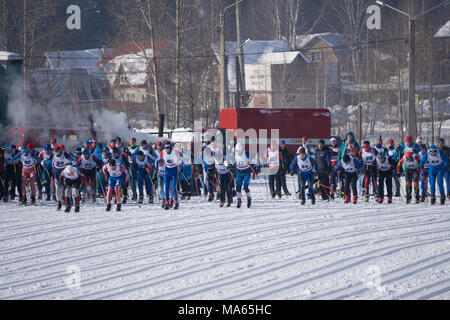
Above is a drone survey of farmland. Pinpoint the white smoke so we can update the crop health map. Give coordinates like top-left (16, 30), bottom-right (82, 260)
top-left (3, 72), bottom-right (157, 149)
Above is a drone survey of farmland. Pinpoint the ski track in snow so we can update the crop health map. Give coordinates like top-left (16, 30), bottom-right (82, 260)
top-left (0, 180), bottom-right (449, 300)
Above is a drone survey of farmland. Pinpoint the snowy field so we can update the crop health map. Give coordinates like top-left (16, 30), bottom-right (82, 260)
top-left (0, 179), bottom-right (449, 300)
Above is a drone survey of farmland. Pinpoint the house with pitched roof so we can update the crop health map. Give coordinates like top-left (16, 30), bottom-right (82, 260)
top-left (212, 40), bottom-right (312, 108)
top-left (434, 20), bottom-right (450, 84)
top-left (97, 41), bottom-right (172, 105)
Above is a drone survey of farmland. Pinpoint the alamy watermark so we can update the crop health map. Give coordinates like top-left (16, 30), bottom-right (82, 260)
top-left (367, 5), bottom-right (382, 30)
top-left (66, 5), bottom-right (81, 30)
top-left (64, 265), bottom-right (81, 290)
top-left (190, 120), bottom-right (280, 175)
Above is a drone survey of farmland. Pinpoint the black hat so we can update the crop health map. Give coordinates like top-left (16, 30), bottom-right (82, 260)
top-left (109, 159), bottom-right (116, 166)
top-left (298, 147), bottom-right (306, 155)
top-left (137, 150), bottom-right (144, 157)
top-left (112, 147), bottom-right (119, 153)
top-left (141, 140), bottom-right (147, 146)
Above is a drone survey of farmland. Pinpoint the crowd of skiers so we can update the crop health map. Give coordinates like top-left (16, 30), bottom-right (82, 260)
top-left (281, 133), bottom-right (450, 206)
top-left (0, 132), bottom-right (449, 213)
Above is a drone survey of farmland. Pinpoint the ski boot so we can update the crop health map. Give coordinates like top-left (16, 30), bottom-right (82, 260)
top-left (301, 199), bottom-right (306, 205)
top-left (216, 193), bottom-right (220, 200)
top-left (220, 201), bottom-right (225, 208)
top-left (46, 193), bottom-right (51, 201)
top-left (311, 198), bottom-right (316, 205)
top-left (174, 201), bottom-right (179, 210)
top-left (406, 196), bottom-right (411, 204)
top-left (247, 197), bottom-right (251, 208)
top-left (122, 196), bottom-right (127, 204)
top-left (440, 196), bottom-right (446, 205)
top-left (30, 196), bottom-right (36, 206)
top-left (344, 195), bottom-right (350, 204)
top-left (378, 197), bottom-right (384, 204)
top-left (415, 196), bottom-right (420, 204)
top-left (116, 203), bottom-right (121, 211)
top-left (161, 201), bottom-right (166, 208)
top-left (75, 206), bottom-right (80, 213)
top-left (38, 191), bottom-right (42, 200)
top-left (132, 192), bottom-right (137, 201)
top-left (430, 196), bottom-right (436, 205)
top-left (3, 196), bottom-right (7, 203)
top-left (148, 196), bottom-right (153, 204)
top-left (52, 194), bottom-right (57, 202)
top-left (208, 193), bottom-right (214, 202)
top-left (352, 195), bottom-right (358, 204)
top-left (106, 203), bottom-right (112, 211)
top-left (57, 201), bottom-right (62, 211)
top-left (91, 194), bottom-right (96, 204)
top-left (138, 196), bottom-right (143, 205)
top-left (227, 198), bottom-right (232, 207)
top-left (271, 193), bottom-right (276, 199)
top-left (20, 195), bottom-right (26, 205)
top-left (421, 195), bottom-right (426, 203)
top-left (277, 192), bottom-right (282, 199)
top-left (285, 191), bottom-right (291, 196)
top-left (447, 193), bottom-right (450, 201)
top-left (364, 194), bottom-right (370, 203)
top-left (164, 200), bottom-right (170, 210)
top-left (387, 197), bottom-right (392, 204)
top-left (169, 199), bottom-right (174, 208)
top-left (237, 198), bottom-right (242, 208)
top-left (64, 205), bottom-right (71, 213)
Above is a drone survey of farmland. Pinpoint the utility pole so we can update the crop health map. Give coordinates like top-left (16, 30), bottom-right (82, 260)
top-left (408, 18), bottom-right (417, 138)
top-left (175, 0), bottom-right (181, 128)
top-left (218, 0), bottom-right (244, 111)
top-left (219, 11), bottom-right (226, 110)
top-left (357, 104), bottom-right (362, 147)
top-left (236, 1), bottom-right (245, 96)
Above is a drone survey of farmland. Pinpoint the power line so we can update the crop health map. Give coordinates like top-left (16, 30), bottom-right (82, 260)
top-left (17, 37), bottom-right (407, 62)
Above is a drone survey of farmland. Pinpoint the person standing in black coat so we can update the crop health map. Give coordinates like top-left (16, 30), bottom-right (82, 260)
top-left (279, 140), bottom-right (291, 196)
top-left (315, 140), bottom-right (331, 200)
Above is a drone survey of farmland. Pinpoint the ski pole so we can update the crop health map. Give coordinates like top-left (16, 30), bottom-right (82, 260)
top-left (315, 182), bottom-right (332, 190)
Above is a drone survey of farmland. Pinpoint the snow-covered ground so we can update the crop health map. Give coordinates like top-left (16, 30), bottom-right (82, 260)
top-left (0, 179), bottom-right (449, 300)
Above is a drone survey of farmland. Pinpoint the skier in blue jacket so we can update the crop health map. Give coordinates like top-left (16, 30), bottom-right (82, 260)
top-left (290, 147), bottom-right (319, 205)
top-left (419, 145), bottom-right (449, 205)
top-left (156, 142), bottom-right (182, 210)
top-left (132, 150), bottom-right (155, 204)
top-left (333, 154), bottom-right (362, 204)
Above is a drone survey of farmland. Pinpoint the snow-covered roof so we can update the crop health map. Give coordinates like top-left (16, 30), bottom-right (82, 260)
top-left (45, 48), bottom-right (113, 80)
top-left (212, 40), bottom-right (308, 91)
top-left (29, 68), bottom-right (111, 105)
top-left (98, 41), bottom-right (172, 87)
top-left (295, 33), bottom-right (348, 49)
top-left (435, 20), bottom-right (450, 38)
top-left (258, 51), bottom-right (309, 65)
top-left (212, 40), bottom-right (297, 64)
top-left (0, 51), bottom-right (22, 61)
